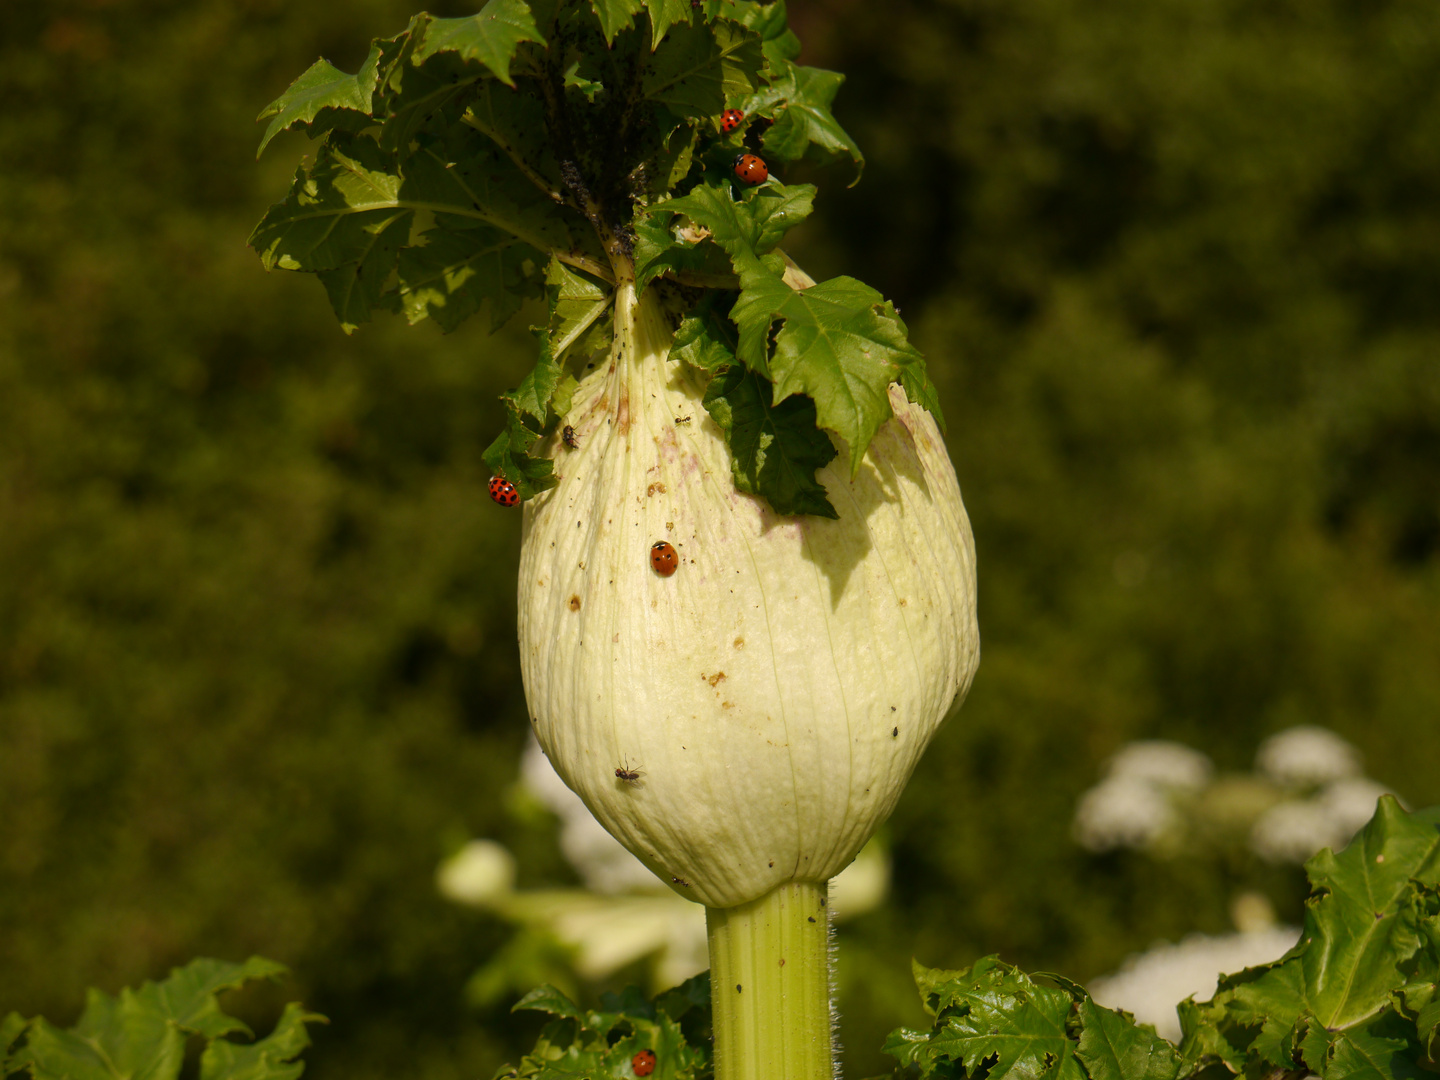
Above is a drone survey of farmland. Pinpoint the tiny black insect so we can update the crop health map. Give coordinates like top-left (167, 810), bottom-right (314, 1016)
top-left (615, 759), bottom-right (644, 785)
top-left (675, 415), bottom-right (692, 425)
top-left (562, 424), bottom-right (579, 449)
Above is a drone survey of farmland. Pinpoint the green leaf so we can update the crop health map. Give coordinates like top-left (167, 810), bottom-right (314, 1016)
top-left (544, 258), bottom-right (612, 357)
top-left (1074, 999), bottom-right (1182, 1080)
top-left (747, 61), bottom-right (864, 181)
top-left (635, 181), bottom-right (813, 289)
top-left (702, 366), bottom-right (838, 518)
top-left (1217, 796), bottom-right (1440, 1066)
top-left (318, 209), bottom-right (413, 332)
top-left (2, 1012), bottom-right (26, 1060)
top-left (1299, 1012), bottom-right (1426, 1079)
top-left (642, 0), bottom-right (693, 49)
top-left (670, 294), bottom-right (738, 373)
top-left (5, 958), bottom-right (301, 1080)
top-left (500, 980), bottom-right (710, 1080)
top-left (411, 0), bottom-right (545, 85)
top-left (589, 0), bottom-right (644, 44)
top-left (642, 21), bottom-right (763, 118)
top-left (731, 273), bottom-right (923, 475)
top-left (513, 984), bottom-right (583, 1020)
top-left (199, 1003), bottom-right (325, 1080)
top-left (888, 957), bottom-right (1086, 1080)
top-left (513, 329), bottom-right (564, 424)
top-left (462, 81), bottom-right (563, 198)
top-left (250, 128), bottom-right (607, 301)
top-left (392, 223), bottom-right (538, 333)
top-left (483, 399), bottom-right (558, 501)
top-left (731, 0), bottom-right (801, 69)
top-left (256, 49), bottom-right (382, 157)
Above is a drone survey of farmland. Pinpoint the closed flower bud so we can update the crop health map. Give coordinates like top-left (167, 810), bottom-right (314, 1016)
top-left (518, 284), bottom-right (979, 909)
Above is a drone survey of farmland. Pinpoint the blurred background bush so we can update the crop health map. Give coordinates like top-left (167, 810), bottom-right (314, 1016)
top-left (1, 0), bottom-right (1437, 1077)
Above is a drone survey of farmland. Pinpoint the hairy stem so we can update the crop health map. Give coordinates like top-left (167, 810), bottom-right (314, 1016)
top-left (706, 882), bottom-right (834, 1080)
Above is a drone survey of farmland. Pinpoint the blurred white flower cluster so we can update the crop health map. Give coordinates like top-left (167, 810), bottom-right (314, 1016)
top-left (436, 737), bottom-right (889, 997)
top-left (1073, 725), bottom-right (1401, 864)
top-left (1089, 920), bottom-right (1301, 1042)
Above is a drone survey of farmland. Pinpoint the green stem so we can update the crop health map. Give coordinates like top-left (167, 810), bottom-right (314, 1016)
top-left (706, 882), bottom-right (833, 1080)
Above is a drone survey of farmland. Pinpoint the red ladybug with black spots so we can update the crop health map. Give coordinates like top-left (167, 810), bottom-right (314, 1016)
top-left (720, 108), bottom-right (744, 133)
top-left (488, 476), bottom-right (519, 506)
top-left (632, 1050), bottom-right (656, 1077)
top-left (733, 153), bottom-right (768, 185)
top-left (650, 540), bottom-right (679, 576)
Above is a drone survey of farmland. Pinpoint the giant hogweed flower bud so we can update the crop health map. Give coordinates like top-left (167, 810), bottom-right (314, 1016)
top-left (518, 281), bottom-right (979, 910)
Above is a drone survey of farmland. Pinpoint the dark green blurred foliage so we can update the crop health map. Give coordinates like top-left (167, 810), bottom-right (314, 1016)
top-left (1, 2), bottom-right (1438, 1080)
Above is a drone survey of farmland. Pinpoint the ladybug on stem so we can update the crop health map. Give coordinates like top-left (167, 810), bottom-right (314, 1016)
top-left (488, 476), bottom-right (519, 506)
top-left (733, 153), bottom-right (768, 185)
top-left (720, 108), bottom-right (744, 133)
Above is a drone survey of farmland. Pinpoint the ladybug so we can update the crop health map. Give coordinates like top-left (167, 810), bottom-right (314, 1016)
top-left (720, 108), bottom-right (744, 134)
top-left (488, 476), bottom-right (519, 506)
top-left (650, 540), bottom-right (679, 576)
top-left (562, 424), bottom-right (579, 449)
top-left (632, 1050), bottom-right (656, 1077)
top-left (733, 153), bottom-right (768, 185)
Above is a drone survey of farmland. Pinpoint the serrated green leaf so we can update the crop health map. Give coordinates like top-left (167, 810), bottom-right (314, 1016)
top-left (136, 958), bottom-right (289, 1041)
top-left (484, 400), bottom-right (558, 501)
top-left (256, 49), bottom-right (382, 157)
top-left (199, 1003), bottom-right (324, 1080)
top-left (653, 972), bottom-right (711, 1022)
top-left (703, 366), bottom-right (838, 517)
top-left (392, 224), bottom-right (538, 333)
top-left (500, 981), bottom-right (710, 1080)
top-left (589, 0), bottom-right (644, 44)
top-left (402, 129), bottom-right (608, 275)
top-left (1175, 996), bottom-right (1246, 1073)
top-left (513, 984), bottom-right (583, 1020)
top-left (747, 61), bottom-right (864, 181)
top-left (670, 294), bottom-right (738, 373)
top-left (731, 0), bottom-right (801, 69)
top-left (931, 967), bottom-right (1086, 1080)
top-left (544, 259), bottom-right (612, 356)
top-left (251, 129), bottom-right (608, 295)
top-left (635, 181), bottom-right (813, 289)
top-left (1074, 999), bottom-right (1181, 1080)
top-left (463, 81), bottom-right (563, 197)
top-left (886, 957), bottom-right (1086, 1080)
top-left (514, 329), bottom-right (564, 423)
top-left (643, 0), bottom-right (692, 49)
top-left (6, 958), bottom-right (294, 1080)
top-left (250, 135), bottom-right (404, 272)
top-left (1217, 797), bottom-right (1440, 1067)
top-left (731, 273), bottom-right (922, 475)
top-left (2, 1011), bottom-right (26, 1059)
top-left (643, 21), bottom-right (763, 118)
top-left (1299, 1012), bottom-right (1425, 1079)
top-left (411, 0), bottom-right (545, 85)
top-left (318, 209), bottom-right (412, 332)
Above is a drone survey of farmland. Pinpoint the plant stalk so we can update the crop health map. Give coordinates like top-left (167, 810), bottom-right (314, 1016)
top-left (706, 882), bottom-right (833, 1080)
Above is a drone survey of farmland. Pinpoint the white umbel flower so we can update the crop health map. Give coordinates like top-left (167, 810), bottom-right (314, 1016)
top-left (1073, 774), bottom-right (1177, 852)
top-left (1089, 927), bottom-right (1300, 1042)
top-left (1108, 741), bottom-right (1213, 791)
top-left (1255, 726), bottom-right (1361, 788)
top-left (518, 283), bottom-right (980, 909)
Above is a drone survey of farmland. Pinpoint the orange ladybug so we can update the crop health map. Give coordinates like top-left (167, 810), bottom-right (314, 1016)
top-left (733, 153), bottom-right (768, 185)
top-left (720, 108), bottom-right (744, 133)
top-left (650, 540), bottom-right (679, 576)
top-left (632, 1050), bottom-right (656, 1077)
